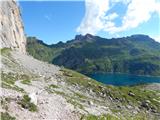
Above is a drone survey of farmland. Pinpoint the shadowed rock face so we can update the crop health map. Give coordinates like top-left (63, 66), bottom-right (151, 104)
top-left (0, 0), bottom-right (26, 53)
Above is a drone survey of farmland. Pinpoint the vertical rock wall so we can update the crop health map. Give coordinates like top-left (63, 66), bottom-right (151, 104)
top-left (0, 0), bottom-right (26, 53)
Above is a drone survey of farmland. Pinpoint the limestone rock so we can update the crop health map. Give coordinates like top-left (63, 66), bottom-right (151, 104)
top-left (29, 92), bottom-right (38, 105)
top-left (0, 0), bottom-right (26, 53)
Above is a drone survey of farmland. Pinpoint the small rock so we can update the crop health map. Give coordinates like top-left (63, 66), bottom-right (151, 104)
top-left (115, 97), bottom-right (120, 102)
top-left (151, 108), bottom-right (157, 113)
top-left (98, 85), bottom-right (103, 90)
top-left (88, 101), bottom-right (93, 106)
top-left (117, 105), bottom-right (121, 108)
top-left (45, 101), bottom-right (49, 104)
top-left (133, 110), bottom-right (138, 114)
top-left (29, 92), bottom-right (38, 105)
top-left (109, 96), bottom-right (113, 101)
top-left (16, 95), bottom-right (21, 101)
top-left (128, 91), bottom-right (135, 97)
top-left (141, 100), bottom-right (150, 110)
top-left (127, 105), bottom-right (132, 109)
top-left (40, 101), bottom-right (45, 104)
top-left (103, 93), bottom-right (106, 97)
top-left (145, 100), bottom-right (150, 103)
top-left (100, 92), bottom-right (103, 96)
top-left (88, 89), bottom-right (92, 93)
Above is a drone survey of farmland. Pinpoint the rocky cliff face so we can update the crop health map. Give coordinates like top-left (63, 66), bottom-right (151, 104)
top-left (0, 0), bottom-right (26, 53)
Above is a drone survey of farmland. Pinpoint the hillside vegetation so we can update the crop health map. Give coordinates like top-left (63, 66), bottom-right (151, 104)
top-left (27, 34), bottom-right (160, 76)
top-left (1, 49), bottom-right (160, 119)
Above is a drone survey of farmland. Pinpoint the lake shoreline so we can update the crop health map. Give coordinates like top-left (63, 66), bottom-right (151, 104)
top-left (85, 72), bottom-right (160, 78)
top-left (86, 72), bottom-right (160, 86)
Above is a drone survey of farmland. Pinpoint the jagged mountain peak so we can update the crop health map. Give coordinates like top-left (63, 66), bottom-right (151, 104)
top-left (75, 33), bottom-right (95, 41)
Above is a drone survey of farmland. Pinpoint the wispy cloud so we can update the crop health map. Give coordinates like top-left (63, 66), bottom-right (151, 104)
top-left (77, 0), bottom-right (160, 35)
top-left (44, 15), bottom-right (51, 21)
top-left (44, 14), bottom-right (53, 21)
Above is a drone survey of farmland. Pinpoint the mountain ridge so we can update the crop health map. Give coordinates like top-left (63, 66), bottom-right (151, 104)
top-left (27, 34), bottom-right (160, 76)
top-left (29, 34), bottom-right (158, 45)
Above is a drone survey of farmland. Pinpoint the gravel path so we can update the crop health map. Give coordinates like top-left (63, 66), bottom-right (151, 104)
top-left (11, 51), bottom-right (60, 77)
top-left (1, 51), bottom-right (80, 120)
top-left (13, 80), bottom-right (80, 120)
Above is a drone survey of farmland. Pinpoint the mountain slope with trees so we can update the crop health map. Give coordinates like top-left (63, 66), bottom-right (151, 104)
top-left (27, 34), bottom-right (160, 76)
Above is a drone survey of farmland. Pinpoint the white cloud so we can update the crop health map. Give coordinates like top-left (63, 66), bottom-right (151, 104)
top-left (110, 0), bottom-right (131, 5)
top-left (76, 0), bottom-right (110, 35)
top-left (105, 13), bottom-right (118, 20)
top-left (152, 35), bottom-right (160, 43)
top-left (77, 0), bottom-right (160, 35)
top-left (108, 0), bottom-right (160, 33)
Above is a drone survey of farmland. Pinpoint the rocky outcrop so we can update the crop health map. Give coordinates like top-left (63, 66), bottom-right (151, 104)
top-left (0, 0), bottom-right (26, 53)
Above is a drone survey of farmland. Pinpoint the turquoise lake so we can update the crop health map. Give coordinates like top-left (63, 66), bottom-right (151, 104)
top-left (88, 73), bottom-right (160, 86)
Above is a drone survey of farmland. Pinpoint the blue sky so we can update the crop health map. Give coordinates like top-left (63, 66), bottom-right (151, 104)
top-left (20, 1), bottom-right (85, 44)
top-left (19, 0), bottom-right (160, 44)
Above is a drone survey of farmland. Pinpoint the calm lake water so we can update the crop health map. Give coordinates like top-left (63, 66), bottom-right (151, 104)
top-left (88, 73), bottom-right (160, 86)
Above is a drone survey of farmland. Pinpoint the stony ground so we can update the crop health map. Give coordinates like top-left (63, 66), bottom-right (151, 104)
top-left (0, 50), bottom-right (111, 120)
top-left (1, 51), bottom-right (80, 120)
top-left (1, 50), bottom-right (160, 120)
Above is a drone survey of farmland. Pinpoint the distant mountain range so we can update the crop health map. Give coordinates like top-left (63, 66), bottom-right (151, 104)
top-left (27, 34), bottom-right (160, 76)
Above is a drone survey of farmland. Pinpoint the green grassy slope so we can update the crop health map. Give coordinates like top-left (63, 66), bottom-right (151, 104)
top-left (62, 68), bottom-right (160, 119)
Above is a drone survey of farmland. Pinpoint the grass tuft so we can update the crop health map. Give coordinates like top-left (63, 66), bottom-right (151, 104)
top-left (1, 112), bottom-right (16, 120)
top-left (21, 79), bottom-right (31, 85)
top-left (18, 95), bottom-right (37, 112)
top-left (81, 114), bottom-right (120, 120)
